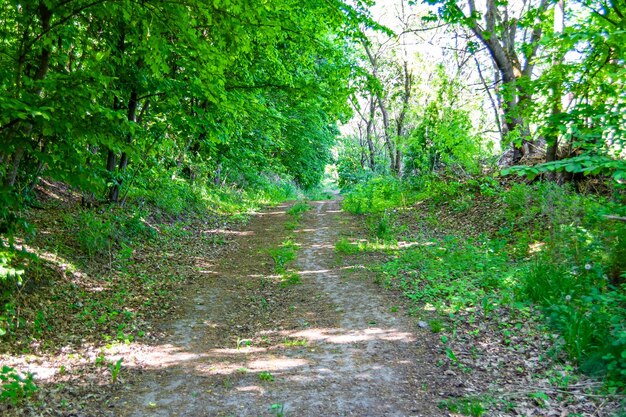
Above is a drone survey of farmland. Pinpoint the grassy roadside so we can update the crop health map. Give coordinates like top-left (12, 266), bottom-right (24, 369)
top-left (335, 175), bottom-right (626, 416)
top-left (0, 177), bottom-right (310, 409)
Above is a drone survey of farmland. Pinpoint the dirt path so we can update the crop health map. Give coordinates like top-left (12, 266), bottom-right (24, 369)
top-left (111, 198), bottom-right (444, 416)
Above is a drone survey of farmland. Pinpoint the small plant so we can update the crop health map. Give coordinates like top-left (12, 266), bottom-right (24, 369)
top-left (529, 391), bottom-right (550, 408)
top-left (429, 319), bottom-right (443, 333)
top-left (283, 338), bottom-right (308, 347)
top-left (269, 402), bottom-right (286, 416)
top-left (284, 220), bottom-right (299, 231)
top-left (268, 239), bottom-right (297, 272)
top-left (286, 202), bottom-right (311, 217)
top-left (95, 352), bottom-right (106, 366)
top-left (109, 358), bottom-right (123, 384)
top-left (335, 237), bottom-right (359, 254)
top-left (375, 213), bottom-right (392, 240)
top-left (280, 272), bottom-right (301, 287)
top-left (258, 371), bottom-right (274, 382)
top-left (438, 397), bottom-right (486, 417)
top-left (237, 338), bottom-right (253, 349)
top-left (0, 366), bottom-right (37, 405)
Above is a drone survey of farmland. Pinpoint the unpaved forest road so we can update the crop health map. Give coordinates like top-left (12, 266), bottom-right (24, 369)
top-left (113, 198), bottom-right (445, 416)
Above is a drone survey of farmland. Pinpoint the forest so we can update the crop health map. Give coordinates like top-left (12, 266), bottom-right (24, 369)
top-left (0, 0), bottom-right (625, 416)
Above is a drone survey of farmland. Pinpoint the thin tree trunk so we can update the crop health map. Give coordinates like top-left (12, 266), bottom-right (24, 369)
top-left (546, 0), bottom-right (565, 164)
top-left (365, 97), bottom-right (376, 171)
top-left (377, 97), bottom-right (396, 174)
top-left (109, 89), bottom-right (138, 202)
top-left (4, 2), bottom-right (52, 188)
top-left (362, 39), bottom-right (397, 174)
top-left (5, 145), bottom-right (26, 187)
top-left (474, 56), bottom-right (503, 139)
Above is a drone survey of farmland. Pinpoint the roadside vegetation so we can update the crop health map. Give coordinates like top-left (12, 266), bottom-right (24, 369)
top-left (337, 174), bottom-right (625, 414)
top-left (1, 0), bottom-right (625, 415)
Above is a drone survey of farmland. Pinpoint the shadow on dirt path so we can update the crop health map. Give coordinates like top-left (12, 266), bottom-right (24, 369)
top-left (109, 198), bottom-right (444, 417)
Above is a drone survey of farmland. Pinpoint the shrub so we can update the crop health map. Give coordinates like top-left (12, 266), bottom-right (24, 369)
top-left (286, 202), bottom-right (311, 217)
top-left (343, 176), bottom-right (413, 214)
top-left (335, 238), bottom-right (360, 254)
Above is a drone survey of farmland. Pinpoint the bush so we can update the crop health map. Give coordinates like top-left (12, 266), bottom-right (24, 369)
top-left (335, 238), bottom-right (360, 254)
top-left (286, 202), bottom-right (311, 217)
top-left (343, 176), bottom-right (413, 214)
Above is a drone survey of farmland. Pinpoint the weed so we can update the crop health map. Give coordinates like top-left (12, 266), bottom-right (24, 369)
top-left (70, 211), bottom-right (116, 259)
top-left (285, 220), bottom-right (299, 231)
top-left (222, 378), bottom-right (233, 389)
top-left (109, 358), bottom-right (123, 383)
top-left (280, 272), bottom-right (301, 287)
top-left (374, 213), bottom-right (392, 239)
top-left (258, 371), bottom-right (274, 382)
top-left (286, 202), bottom-right (311, 217)
top-left (0, 366), bottom-right (37, 405)
top-left (335, 237), bottom-right (359, 254)
top-left (269, 402), bottom-right (286, 416)
top-left (283, 338), bottom-right (308, 347)
top-left (95, 352), bottom-right (106, 366)
top-left (529, 391), bottom-right (550, 408)
top-left (429, 319), bottom-right (443, 333)
top-left (438, 397), bottom-right (486, 416)
top-left (33, 309), bottom-right (52, 337)
top-left (237, 338), bottom-right (253, 349)
top-left (268, 239), bottom-right (297, 272)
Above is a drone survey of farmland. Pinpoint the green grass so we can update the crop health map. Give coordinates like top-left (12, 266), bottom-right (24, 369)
top-left (258, 371), bottom-right (274, 382)
top-left (268, 239), bottom-right (297, 273)
top-left (283, 338), bottom-right (308, 347)
top-left (286, 202), bottom-right (311, 217)
top-left (279, 272), bottom-right (301, 287)
top-left (438, 397), bottom-right (487, 416)
top-left (340, 174), bottom-right (626, 387)
top-left (379, 235), bottom-right (515, 312)
top-left (335, 237), bottom-right (360, 254)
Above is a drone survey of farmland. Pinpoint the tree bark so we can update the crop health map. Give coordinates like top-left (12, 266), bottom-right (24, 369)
top-left (377, 97), bottom-right (396, 174)
top-left (109, 89), bottom-right (138, 202)
top-left (546, 0), bottom-right (565, 164)
top-left (465, 0), bottom-right (548, 163)
top-left (3, 1), bottom-right (52, 188)
top-left (365, 97), bottom-right (376, 171)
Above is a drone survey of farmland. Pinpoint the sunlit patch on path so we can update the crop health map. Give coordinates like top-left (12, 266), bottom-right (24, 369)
top-left (111, 198), bottom-right (441, 417)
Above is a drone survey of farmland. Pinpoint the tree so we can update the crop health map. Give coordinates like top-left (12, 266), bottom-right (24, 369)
top-left (424, 0), bottom-right (551, 162)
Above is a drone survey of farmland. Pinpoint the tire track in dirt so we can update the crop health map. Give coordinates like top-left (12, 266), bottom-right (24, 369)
top-left (110, 198), bottom-right (443, 417)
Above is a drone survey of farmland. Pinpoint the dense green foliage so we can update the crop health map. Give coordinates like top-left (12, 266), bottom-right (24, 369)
top-left (0, 0), bottom-right (371, 236)
top-left (1, 0), bottom-right (625, 411)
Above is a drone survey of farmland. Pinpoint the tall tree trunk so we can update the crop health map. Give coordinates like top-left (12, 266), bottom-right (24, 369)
top-left (4, 1), bottom-right (52, 188)
top-left (109, 89), bottom-right (138, 203)
top-left (365, 97), bottom-right (376, 171)
top-left (377, 97), bottom-right (396, 174)
top-left (465, 0), bottom-right (548, 164)
top-left (546, 0), bottom-right (565, 164)
top-left (394, 61), bottom-right (412, 175)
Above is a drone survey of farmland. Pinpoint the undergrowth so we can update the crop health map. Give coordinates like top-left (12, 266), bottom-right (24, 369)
top-left (0, 174), bottom-right (306, 403)
top-left (341, 174), bottom-right (626, 390)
